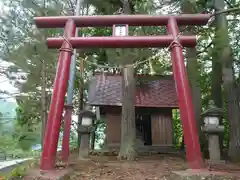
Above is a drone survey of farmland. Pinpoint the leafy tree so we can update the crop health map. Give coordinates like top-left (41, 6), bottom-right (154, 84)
top-left (14, 98), bottom-right (42, 150)
top-left (213, 0), bottom-right (240, 160)
top-left (0, 0), bottom-right (77, 149)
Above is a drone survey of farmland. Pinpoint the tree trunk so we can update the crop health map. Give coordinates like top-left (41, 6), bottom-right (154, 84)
top-left (77, 3), bottom-right (88, 149)
top-left (118, 64), bottom-right (136, 160)
top-left (211, 0), bottom-right (224, 153)
top-left (117, 0), bottom-right (137, 161)
top-left (41, 60), bottom-right (48, 147)
top-left (77, 59), bottom-right (84, 148)
top-left (211, 60), bottom-right (222, 109)
top-left (186, 48), bottom-right (202, 131)
top-left (213, 0), bottom-right (240, 160)
top-left (181, 0), bottom-right (205, 149)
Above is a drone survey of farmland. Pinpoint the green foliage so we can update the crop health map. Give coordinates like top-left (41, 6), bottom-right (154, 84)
top-left (94, 120), bottom-right (106, 149)
top-left (10, 166), bottom-right (27, 178)
top-left (14, 99), bottom-right (41, 150)
top-left (0, 131), bottom-right (40, 158)
top-left (172, 109), bottom-right (183, 148)
top-left (0, 134), bottom-right (17, 153)
top-left (1, 159), bottom-right (38, 179)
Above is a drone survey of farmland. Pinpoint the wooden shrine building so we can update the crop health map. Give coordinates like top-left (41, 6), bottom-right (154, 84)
top-left (88, 72), bottom-right (178, 152)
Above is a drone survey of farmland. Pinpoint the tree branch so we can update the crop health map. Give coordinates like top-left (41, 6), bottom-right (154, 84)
top-left (213, 7), bottom-right (240, 16)
top-left (197, 42), bottom-right (213, 56)
top-left (224, 0), bottom-right (234, 8)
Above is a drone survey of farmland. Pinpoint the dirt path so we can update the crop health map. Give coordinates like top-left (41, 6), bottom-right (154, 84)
top-left (69, 154), bottom-right (187, 180)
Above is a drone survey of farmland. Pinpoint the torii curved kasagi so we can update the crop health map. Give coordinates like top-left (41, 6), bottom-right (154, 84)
top-left (34, 14), bottom-right (210, 170)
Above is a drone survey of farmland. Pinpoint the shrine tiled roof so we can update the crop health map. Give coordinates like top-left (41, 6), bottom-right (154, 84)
top-left (88, 72), bottom-right (178, 108)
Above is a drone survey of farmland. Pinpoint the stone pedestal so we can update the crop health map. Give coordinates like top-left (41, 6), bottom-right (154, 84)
top-left (201, 100), bottom-right (225, 165)
top-left (79, 134), bottom-right (91, 159)
top-left (208, 134), bottom-right (221, 162)
top-left (202, 124), bottom-right (225, 164)
top-left (78, 110), bottom-right (95, 159)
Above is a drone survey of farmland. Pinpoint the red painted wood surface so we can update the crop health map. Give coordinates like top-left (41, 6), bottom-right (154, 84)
top-left (34, 14), bottom-right (210, 28)
top-left (46, 36), bottom-right (196, 48)
top-left (40, 20), bottom-right (76, 170)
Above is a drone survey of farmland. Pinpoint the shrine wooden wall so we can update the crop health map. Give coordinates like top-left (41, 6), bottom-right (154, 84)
top-left (105, 112), bottom-right (121, 147)
top-left (101, 106), bottom-right (174, 149)
top-left (151, 110), bottom-right (173, 146)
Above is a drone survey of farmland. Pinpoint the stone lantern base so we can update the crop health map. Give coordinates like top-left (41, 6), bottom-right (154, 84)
top-left (207, 159), bottom-right (226, 165)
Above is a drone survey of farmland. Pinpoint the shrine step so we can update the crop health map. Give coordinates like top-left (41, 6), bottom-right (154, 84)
top-left (136, 145), bottom-right (177, 153)
top-left (99, 144), bottom-right (177, 154)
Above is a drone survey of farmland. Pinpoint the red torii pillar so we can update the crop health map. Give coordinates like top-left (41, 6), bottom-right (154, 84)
top-left (38, 19), bottom-right (76, 170)
top-left (34, 14), bottom-right (210, 170)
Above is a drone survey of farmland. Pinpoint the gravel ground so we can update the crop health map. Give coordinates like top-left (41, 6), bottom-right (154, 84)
top-left (69, 154), bottom-right (188, 180)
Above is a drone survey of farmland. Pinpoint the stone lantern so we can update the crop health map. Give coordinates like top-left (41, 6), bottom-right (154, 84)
top-left (78, 109), bottom-right (96, 159)
top-left (201, 100), bottom-right (225, 164)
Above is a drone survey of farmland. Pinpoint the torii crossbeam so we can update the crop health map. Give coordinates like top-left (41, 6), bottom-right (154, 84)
top-left (34, 14), bottom-right (210, 170)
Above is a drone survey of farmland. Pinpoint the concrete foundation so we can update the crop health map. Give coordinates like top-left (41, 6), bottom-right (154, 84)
top-left (171, 169), bottom-right (240, 180)
top-left (207, 159), bottom-right (226, 165)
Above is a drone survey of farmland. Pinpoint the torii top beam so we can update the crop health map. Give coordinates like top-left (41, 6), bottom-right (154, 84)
top-left (34, 14), bottom-right (210, 28)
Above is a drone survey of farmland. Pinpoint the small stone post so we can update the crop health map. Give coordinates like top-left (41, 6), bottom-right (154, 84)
top-left (201, 100), bottom-right (225, 164)
top-left (78, 109), bottom-right (95, 159)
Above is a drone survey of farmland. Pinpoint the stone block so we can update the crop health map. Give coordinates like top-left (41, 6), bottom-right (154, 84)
top-left (207, 159), bottom-right (226, 165)
top-left (78, 125), bottom-right (94, 134)
top-left (170, 169), bottom-right (240, 180)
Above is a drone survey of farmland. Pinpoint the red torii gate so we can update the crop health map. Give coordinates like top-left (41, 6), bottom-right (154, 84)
top-left (34, 14), bottom-right (210, 170)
